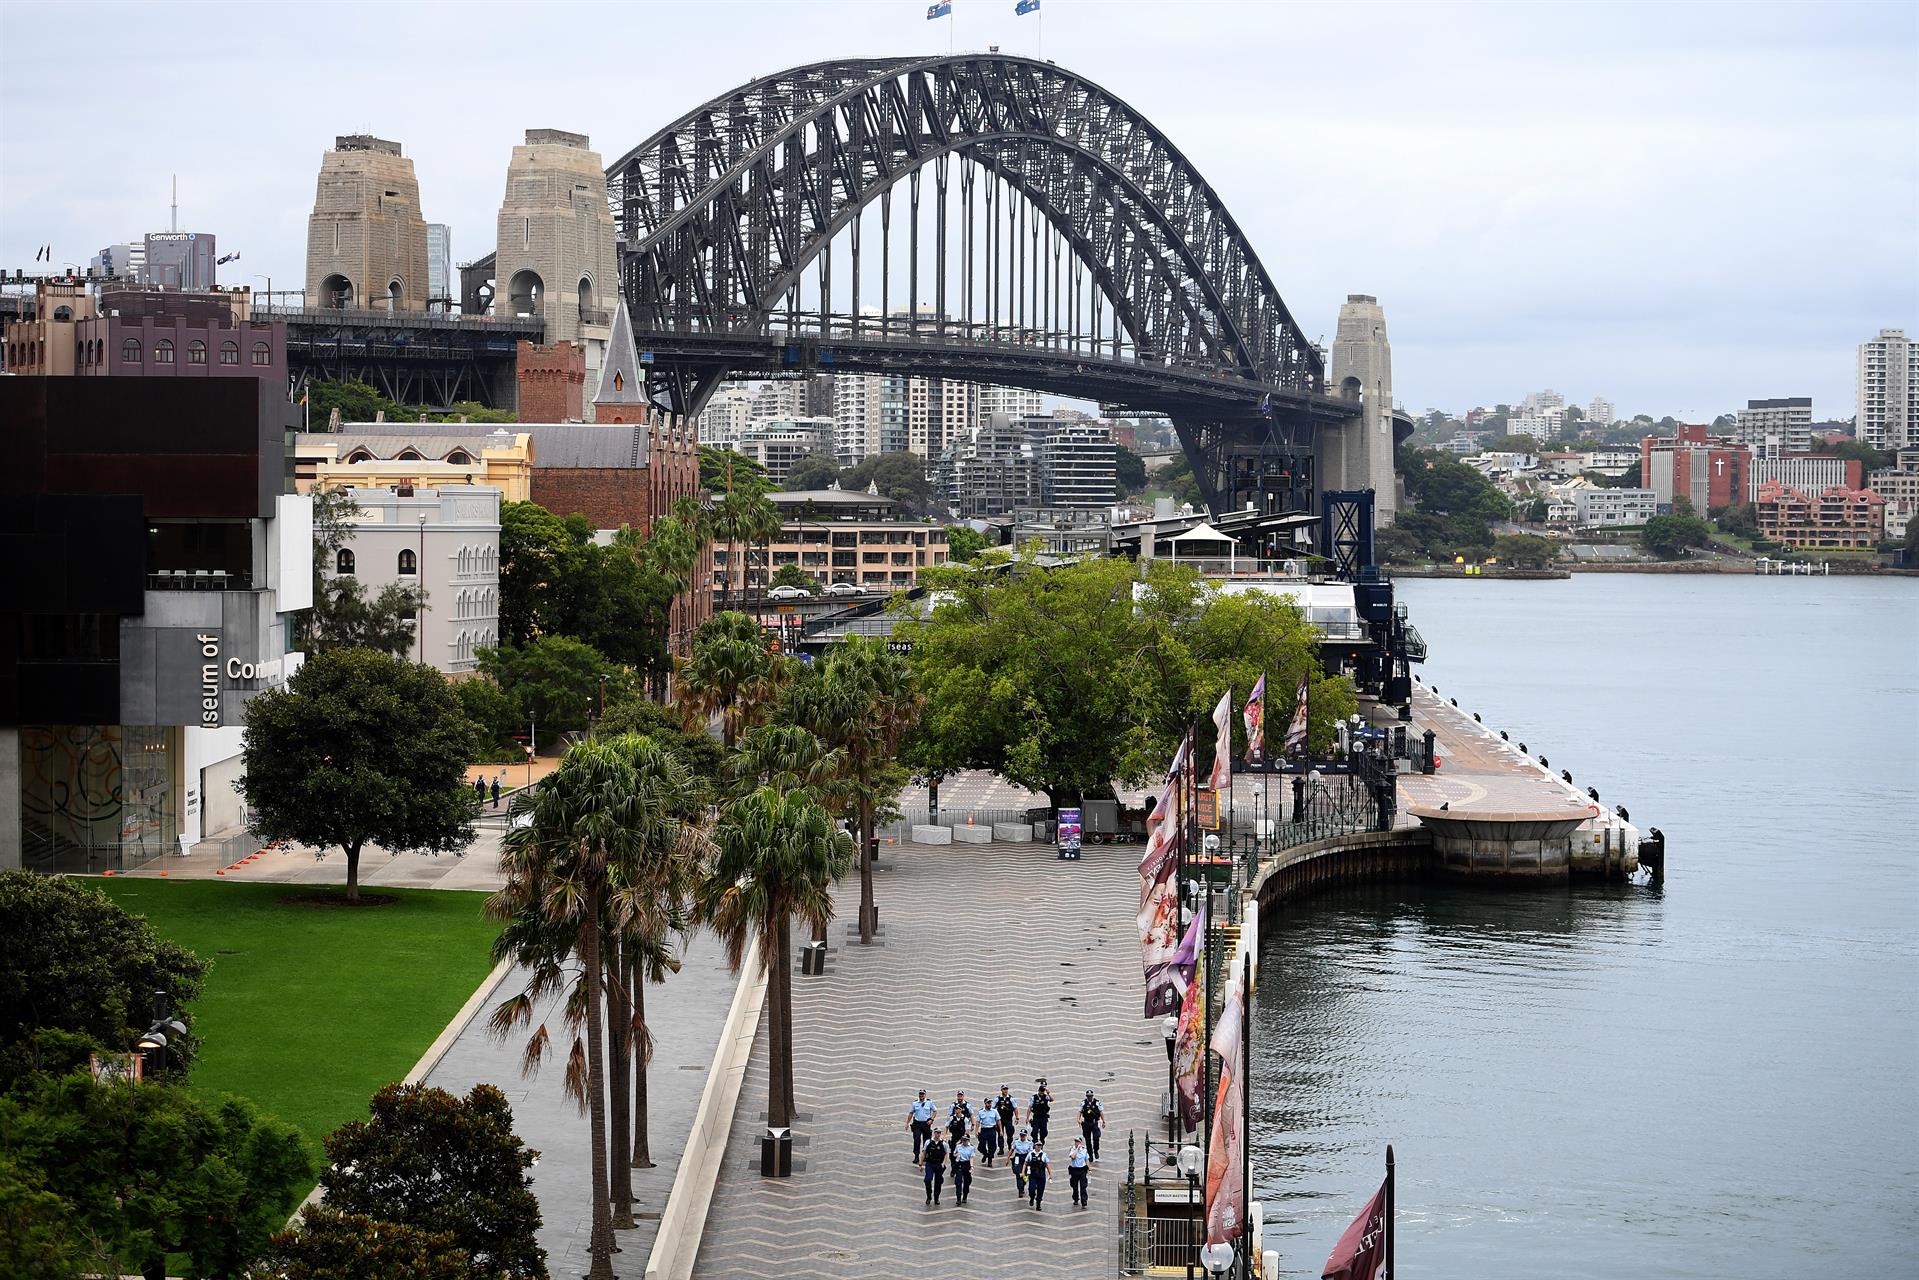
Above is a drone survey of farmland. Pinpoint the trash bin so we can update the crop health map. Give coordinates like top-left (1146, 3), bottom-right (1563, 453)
top-left (760, 1126), bottom-right (793, 1177)
top-left (801, 940), bottom-right (827, 976)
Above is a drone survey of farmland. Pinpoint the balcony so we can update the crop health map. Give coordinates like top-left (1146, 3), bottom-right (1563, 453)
top-left (148, 568), bottom-right (254, 591)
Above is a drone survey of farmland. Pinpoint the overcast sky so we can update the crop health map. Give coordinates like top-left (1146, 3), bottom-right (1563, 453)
top-left (2, 0), bottom-right (1913, 420)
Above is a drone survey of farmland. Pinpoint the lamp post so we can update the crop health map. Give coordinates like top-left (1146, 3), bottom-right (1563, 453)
top-left (1161, 1013), bottom-right (1179, 1144)
top-left (1178, 1142), bottom-right (1203, 1280)
top-left (134, 991), bottom-right (187, 1081)
top-left (252, 273), bottom-right (271, 312)
top-left (416, 513), bottom-right (428, 665)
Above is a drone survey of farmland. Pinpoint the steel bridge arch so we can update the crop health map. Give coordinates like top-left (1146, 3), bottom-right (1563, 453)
top-left (606, 53), bottom-right (1325, 406)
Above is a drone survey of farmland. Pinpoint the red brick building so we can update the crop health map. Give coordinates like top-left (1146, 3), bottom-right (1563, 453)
top-left (1755, 481), bottom-right (1886, 550)
top-left (1640, 423), bottom-right (1750, 513)
top-left (515, 339), bottom-right (585, 423)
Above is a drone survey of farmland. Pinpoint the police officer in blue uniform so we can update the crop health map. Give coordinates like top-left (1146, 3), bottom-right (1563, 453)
top-left (1009, 1127), bottom-right (1035, 1198)
top-left (947, 1091), bottom-right (973, 1146)
top-left (974, 1087), bottom-right (1001, 1165)
top-left (995, 1085), bottom-right (1019, 1148)
top-left (951, 1133), bottom-right (977, 1205)
top-left (1029, 1078), bottom-right (1054, 1144)
top-left (1078, 1089), bottom-right (1105, 1160)
top-left (1067, 1136), bottom-right (1091, 1206)
top-left (1026, 1140), bottom-right (1051, 1210)
top-left (919, 1131), bottom-right (949, 1205)
top-left (907, 1090), bottom-right (936, 1160)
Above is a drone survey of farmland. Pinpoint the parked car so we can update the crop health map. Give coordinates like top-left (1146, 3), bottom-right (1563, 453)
top-left (825, 581), bottom-right (865, 596)
top-left (768, 584), bottom-right (813, 600)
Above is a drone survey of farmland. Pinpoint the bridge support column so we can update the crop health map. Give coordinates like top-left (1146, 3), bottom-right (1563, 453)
top-left (1328, 294), bottom-right (1397, 525)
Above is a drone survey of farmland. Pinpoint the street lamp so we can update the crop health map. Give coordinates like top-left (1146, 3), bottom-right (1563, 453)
top-left (252, 274), bottom-right (272, 311)
top-left (1199, 1241), bottom-right (1235, 1274)
top-left (1161, 1014), bottom-right (1179, 1143)
top-left (416, 513), bottom-right (428, 665)
top-left (1178, 1143), bottom-right (1204, 1280)
top-left (134, 991), bottom-right (187, 1080)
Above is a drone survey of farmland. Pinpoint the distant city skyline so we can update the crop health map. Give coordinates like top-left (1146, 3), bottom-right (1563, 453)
top-left (1, 0), bottom-right (1912, 419)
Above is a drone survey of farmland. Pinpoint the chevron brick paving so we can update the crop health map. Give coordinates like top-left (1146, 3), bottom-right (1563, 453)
top-left (693, 838), bottom-right (1166, 1278)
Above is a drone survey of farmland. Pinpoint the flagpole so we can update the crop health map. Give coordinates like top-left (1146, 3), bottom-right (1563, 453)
top-left (1241, 951), bottom-right (1252, 1279)
top-left (1386, 1144), bottom-right (1396, 1280)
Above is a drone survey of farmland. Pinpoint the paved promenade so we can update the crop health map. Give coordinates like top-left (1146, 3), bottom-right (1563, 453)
top-left (1396, 683), bottom-right (1606, 822)
top-left (693, 836), bottom-right (1164, 1279)
top-left (426, 933), bottom-right (738, 1280)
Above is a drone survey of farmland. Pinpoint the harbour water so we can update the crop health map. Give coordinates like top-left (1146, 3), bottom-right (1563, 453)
top-left (1252, 574), bottom-right (1919, 1277)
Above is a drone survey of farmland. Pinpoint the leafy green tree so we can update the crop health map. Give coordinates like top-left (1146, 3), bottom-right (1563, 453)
top-left (769, 562), bottom-right (815, 591)
top-left (1114, 443), bottom-right (1148, 496)
top-left (698, 787), bottom-right (852, 1129)
top-left (0, 1073), bottom-right (308, 1280)
top-left (238, 648), bottom-right (478, 903)
top-left (781, 639), bottom-right (918, 944)
top-left (455, 675), bottom-right (524, 755)
top-left (1671, 495), bottom-right (1697, 518)
top-left (478, 635), bottom-right (634, 743)
top-left (307, 379), bottom-right (399, 426)
top-left (1641, 514), bottom-right (1714, 558)
top-left (297, 490), bottom-right (422, 657)
top-left (676, 613), bottom-right (782, 749)
top-left (1151, 455), bottom-right (1204, 509)
top-left (1711, 502), bottom-right (1758, 538)
top-left (1811, 438), bottom-right (1892, 472)
top-left (781, 452), bottom-right (841, 492)
top-left (316, 1083), bottom-right (545, 1280)
top-left (1525, 497), bottom-right (1549, 524)
top-left (904, 557), bottom-right (1353, 809)
top-left (699, 445), bottom-right (771, 496)
top-left (0, 871), bottom-right (208, 1088)
top-left (0, 1151), bottom-right (82, 1280)
top-left (498, 502), bottom-right (592, 648)
top-left (248, 1207), bottom-right (469, 1280)
top-left (944, 525), bottom-right (990, 562)
top-left (839, 452), bottom-right (945, 518)
top-left (595, 695), bottom-right (726, 795)
top-left (1491, 533), bottom-right (1559, 568)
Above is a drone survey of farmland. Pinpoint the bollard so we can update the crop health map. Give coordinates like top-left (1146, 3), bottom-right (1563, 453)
top-left (760, 1126), bottom-right (793, 1177)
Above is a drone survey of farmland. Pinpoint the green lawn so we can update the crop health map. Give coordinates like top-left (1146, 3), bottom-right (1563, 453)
top-left (95, 880), bottom-right (499, 1163)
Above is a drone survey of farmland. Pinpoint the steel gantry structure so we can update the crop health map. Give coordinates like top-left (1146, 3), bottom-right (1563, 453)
top-left (605, 53), bottom-right (1362, 517)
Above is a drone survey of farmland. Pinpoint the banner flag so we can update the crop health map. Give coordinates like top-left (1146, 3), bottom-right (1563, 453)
top-left (1139, 779), bottom-right (1177, 892)
top-left (1173, 978), bottom-right (1206, 1128)
top-left (1321, 1179), bottom-right (1389, 1280)
top-left (1283, 670), bottom-right (1310, 756)
top-left (1167, 730), bottom-right (1192, 782)
top-left (1140, 876), bottom-right (1181, 967)
top-left (1015, 0), bottom-right (1040, 11)
top-left (1209, 688), bottom-right (1232, 793)
top-left (1203, 1057), bottom-right (1245, 1244)
top-left (927, 0), bottom-right (952, 17)
top-left (1143, 962), bottom-right (1183, 1018)
top-left (1244, 673), bottom-right (1266, 764)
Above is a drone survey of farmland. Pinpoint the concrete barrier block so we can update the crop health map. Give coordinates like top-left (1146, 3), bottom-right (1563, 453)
top-left (910, 824), bottom-right (953, 845)
top-left (992, 822), bottom-right (1033, 842)
top-left (952, 824), bottom-right (993, 844)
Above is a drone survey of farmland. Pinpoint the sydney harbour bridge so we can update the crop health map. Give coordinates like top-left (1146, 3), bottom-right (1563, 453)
top-left (604, 53), bottom-right (1404, 520)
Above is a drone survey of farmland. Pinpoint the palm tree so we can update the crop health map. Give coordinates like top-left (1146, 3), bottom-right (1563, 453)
top-left (698, 786), bottom-right (852, 1130)
top-left (785, 638), bottom-right (921, 943)
top-left (677, 612), bottom-right (782, 748)
top-left (710, 484), bottom-right (781, 607)
top-left (486, 738), bottom-right (645, 1278)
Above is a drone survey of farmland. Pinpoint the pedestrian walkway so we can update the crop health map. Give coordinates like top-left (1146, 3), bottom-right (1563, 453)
top-left (692, 837), bottom-right (1163, 1278)
top-left (426, 930), bottom-right (739, 1279)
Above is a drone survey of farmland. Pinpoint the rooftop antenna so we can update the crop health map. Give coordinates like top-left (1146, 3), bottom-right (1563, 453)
top-left (170, 175), bottom-right (178, 233)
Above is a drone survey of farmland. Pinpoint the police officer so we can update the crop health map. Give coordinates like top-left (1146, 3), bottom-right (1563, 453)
top-left (1027, 1140), bottom-right (1051, 1210)
top-left (1009, 1127), bottom-right (1034, 1198)
top-left (947, 1091), bottom-right (973, 1146)
top-left (974, 1087), bottom-right (1000, 1165)
top-left (1029, 1078), bottom-right (1054, 1144)
top-left (1067, 1137), bottom-right (1091, 1206)
top-left (919, 1131), bottom-right (949, 1205)
top-left (995, 1085), bottom-right (1019, 1147)
top-left (907, 1090), bottom-right (936, 1160)
top-left (473, 777), bottom-right (487, 806)
top-left (1078, 1089), bottom-right (1105, 1160)
top-left (950, 1132), bottom-right (976, 1205)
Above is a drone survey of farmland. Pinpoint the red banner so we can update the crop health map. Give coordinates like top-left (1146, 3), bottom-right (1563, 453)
top-left (1321, 1179), bottom-right (1388, 1280)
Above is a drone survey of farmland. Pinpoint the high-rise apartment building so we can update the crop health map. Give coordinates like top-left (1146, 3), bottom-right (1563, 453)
top-left (1031, 418), bottom-right (1116, 508)
top-left (832, 372), bottom-right (908, 465)
top-left (947, 413), bottom-right (1040, 518)
top-left (738, 418), bottom-right (835, 485)
top-left (1734, 397), bottom-right (1813, 455)
top-left (977, 383), bottom-right (1045, 425)
top-left (1587, 396), bottom-right (1615, 428)
top-left (426, 223), bottom-right (453, 310)
top-left (1857, 329), bottom-right (1918, 451)
top-left (90, 242), bottom-right (145, 281)
top-left (697, 384), bottom-right (754, 450)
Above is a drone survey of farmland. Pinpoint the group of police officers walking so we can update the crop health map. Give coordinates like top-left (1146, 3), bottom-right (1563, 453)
top-left (908, 1078), bottom-right (1105, 1212)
